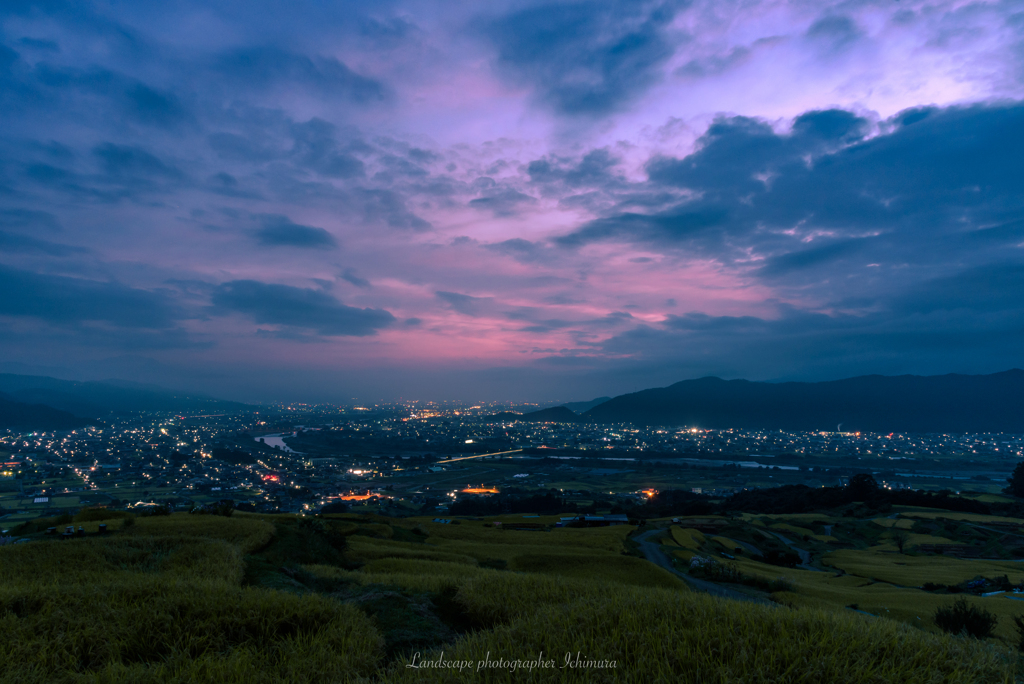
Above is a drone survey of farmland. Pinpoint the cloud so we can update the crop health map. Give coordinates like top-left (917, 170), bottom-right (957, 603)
top-left (436, 290), bottom-right (491, 316)
top-left (123, 83), bottom-right (188, 128)
top-left (486, 0), bottom-right (684, 114)
top-left (0, 208), bottom-right (62, 232)
top-left (93, 143), bottom-right (185, 184)
top-left (356, 188), bottom-right (431, 229)
top-left (211, 280), bottom-right (394, 336)
top-left (340, 268), bottom-right (371, 288)
top-left (254, 214), bottom-right (337, 249)
top-left (0, 264), bottom-right (178, 328)
top-left (581, 299), bottom-right (1024, 384)
top-left (213, 46), bottom-right (387, 103)
top-left (527, 149), bottom-right (623, 191)
top-left (484, 237), bottom-right (549, 263)
top-left (289, 118), bottom-right (366, 178)
top-left (675, 46), bottom-right (751, 79)
top-left (805, 15), bottom-right (864, 55)
top-left (0, 231), bottom-right (85, 256)
top-left (555, 102), bottom-right (1024, 306)
top-left (468, 187), bottom-right (536, 216)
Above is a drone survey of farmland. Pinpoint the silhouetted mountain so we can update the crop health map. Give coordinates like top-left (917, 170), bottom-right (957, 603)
top-left (562, 397), bottom-right (611, 414)
top-left (581, 370), bottom-right (1024, 433)
top-left (0, 392), bottom-right (92, 431)
top-left (0, 374), bottom-right (250, 418)
top-left (521, 406), bottom-right (579, 422)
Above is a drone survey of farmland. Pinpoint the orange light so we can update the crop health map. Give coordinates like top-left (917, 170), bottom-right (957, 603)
top-left (461, 487), bottom-right (499, 494)
top-left (642, 489), bottom-right (657, 498)
top-left (339, 493), bottom-right (376, 501)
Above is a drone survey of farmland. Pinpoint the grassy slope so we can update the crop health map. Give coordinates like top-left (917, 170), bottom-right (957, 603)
top-left (0, 512), bottom-right (1015, 683)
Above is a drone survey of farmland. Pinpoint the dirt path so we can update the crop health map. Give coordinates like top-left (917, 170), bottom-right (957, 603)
top-left (768, 531), bottom-right (823, 571)
top-left (633, 529), bottom-right (775, 605)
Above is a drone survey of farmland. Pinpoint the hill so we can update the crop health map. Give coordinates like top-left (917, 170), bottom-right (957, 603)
top-left (582, 370), bottom-right (1024, 432)
top-left (0, 391), bottom-right (92, 431)
top-left (521, 405), bottom-right (579, 422)
top-left (562, 396), bottom-right (611, 414)
top-left (0, 373), bottom-right (251, 418)
top-left (0, 511), bottom-right (1010, 683)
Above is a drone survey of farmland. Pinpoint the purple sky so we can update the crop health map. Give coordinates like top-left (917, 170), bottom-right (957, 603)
top-left (2, 0), bottom-right (1023, 403)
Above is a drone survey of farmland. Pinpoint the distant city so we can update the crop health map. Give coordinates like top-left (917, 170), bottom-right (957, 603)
top-left (2, 402), bottom-right (1020, 521)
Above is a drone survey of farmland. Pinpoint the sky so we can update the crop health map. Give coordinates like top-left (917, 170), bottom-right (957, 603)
top-left (1, 0), bottom-right (1023, 404)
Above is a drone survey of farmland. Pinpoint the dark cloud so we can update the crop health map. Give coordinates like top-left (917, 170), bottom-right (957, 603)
top-left (341, 268), bottom-right (371, 288)
top-left (575, 296), bottom-right (1024, 385)
top-left (214, 47), bottom-right (387, 103)
top-left (0, 231), bottom-right (85, 256)
top-left (805, 15), bottom-right (864, 54)
top-left (755, 237), bottom-right (871, 278)
top-left (359, 16), bottom-right (420, 46)
top-left (208, 131), bottom-right (285, 163)
top-left (675, 46), bottom-right (750, 79)
top-left (93, 143), bottom-right (183, 180)
top-left (356, 188), bottom-right (431, 229)
top-left (487, 0), bottom-right (684, 114)
top-left (16, 37), bottom-right (60, 52)
top-left (484, 238), bottom-right (548, 263)
top-left (254, 214), bottom-right (337, 249)
top-left (0, 264), bottom-right (178, 328)
top-left (207, 172), bottom-right (261, 199)
top-left (527, 149), bottom-right (622, 190)
top-left (211, 280), bottom-right (394, 336)
top-left (123, 83), bottom-right (188, 129)
top-left (468, 187), bottom-right (536, 216)
top-left (290, 118), bottom-right (366, 178)
top-left (894, 262), bottom-right (1024, 315)
top-left (556, 102), bottom-right (1024, 308)
top-left (436, 290), bottom-right (491, 316)
top-left (0, 208), bottom-right (62, 232)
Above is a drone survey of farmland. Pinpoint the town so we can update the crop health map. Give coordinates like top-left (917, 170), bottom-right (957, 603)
top-left (2, 403), bottom-right (1021, 524)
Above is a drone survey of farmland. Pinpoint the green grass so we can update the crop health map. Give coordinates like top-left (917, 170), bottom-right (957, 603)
top-left (670, 526), bottom-right (705, 549)
top-left (823, 548), bottom-right (1024, 587)
top-left (382, 588), bottom-right (1012, 683)
top-left (0, 511), bottom-right (1016, 683)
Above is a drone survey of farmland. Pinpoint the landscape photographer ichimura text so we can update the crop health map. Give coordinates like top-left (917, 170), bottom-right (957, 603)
top-left (406, 651), bottom-right (618, 672)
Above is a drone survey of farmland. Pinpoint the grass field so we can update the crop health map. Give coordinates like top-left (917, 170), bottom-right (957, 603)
top-left (0, 510), bottom-right (1017, 682)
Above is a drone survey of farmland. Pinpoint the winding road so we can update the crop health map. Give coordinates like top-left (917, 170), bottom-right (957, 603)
top-left (634, 529), bottom-right (775, 605)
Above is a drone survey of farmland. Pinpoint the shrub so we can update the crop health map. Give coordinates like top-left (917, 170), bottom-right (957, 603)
top-left (137, 504), bottom-right (172, 517)
top-left (74, 507), bottom-right (132, 523)
top-left (934, 598), bottom-right (998, 639)
top-left (763, 549), bottom-right (801, 567)
top-left (1013, 615), bottom-right (1024, 652)
top-left (688, 556), bottom-right (792, 593)
top-left (190, 501), bottom-right (235, 517)
top-left (320, 501), bottom-right (349, 514)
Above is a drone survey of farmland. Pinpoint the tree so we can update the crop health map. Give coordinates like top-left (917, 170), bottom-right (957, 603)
top-left (891, 530), bottom-right (910, 554)
top-left (1007, 462), bottom-right (1024, 498)
top-left (846, 473), bottom-right (879, 500)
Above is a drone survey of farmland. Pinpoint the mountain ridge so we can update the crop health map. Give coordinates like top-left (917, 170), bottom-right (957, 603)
top-left (580, 370), bottom-right (1024, 433)
top-left (0, 373), bottom-right (251, 418)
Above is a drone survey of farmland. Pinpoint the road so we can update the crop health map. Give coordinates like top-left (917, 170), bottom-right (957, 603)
top-left (634, 529), bottom-right (775, 605)
top-left (767, 531), bottom-right (823, 571)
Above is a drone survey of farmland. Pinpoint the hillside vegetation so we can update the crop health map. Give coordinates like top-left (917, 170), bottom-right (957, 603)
top-left (0, 511), bottom-right (1014, 683)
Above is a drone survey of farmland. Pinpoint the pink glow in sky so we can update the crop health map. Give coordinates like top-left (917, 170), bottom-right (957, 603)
top-left (1, 0), bottom-right (1024, 402)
